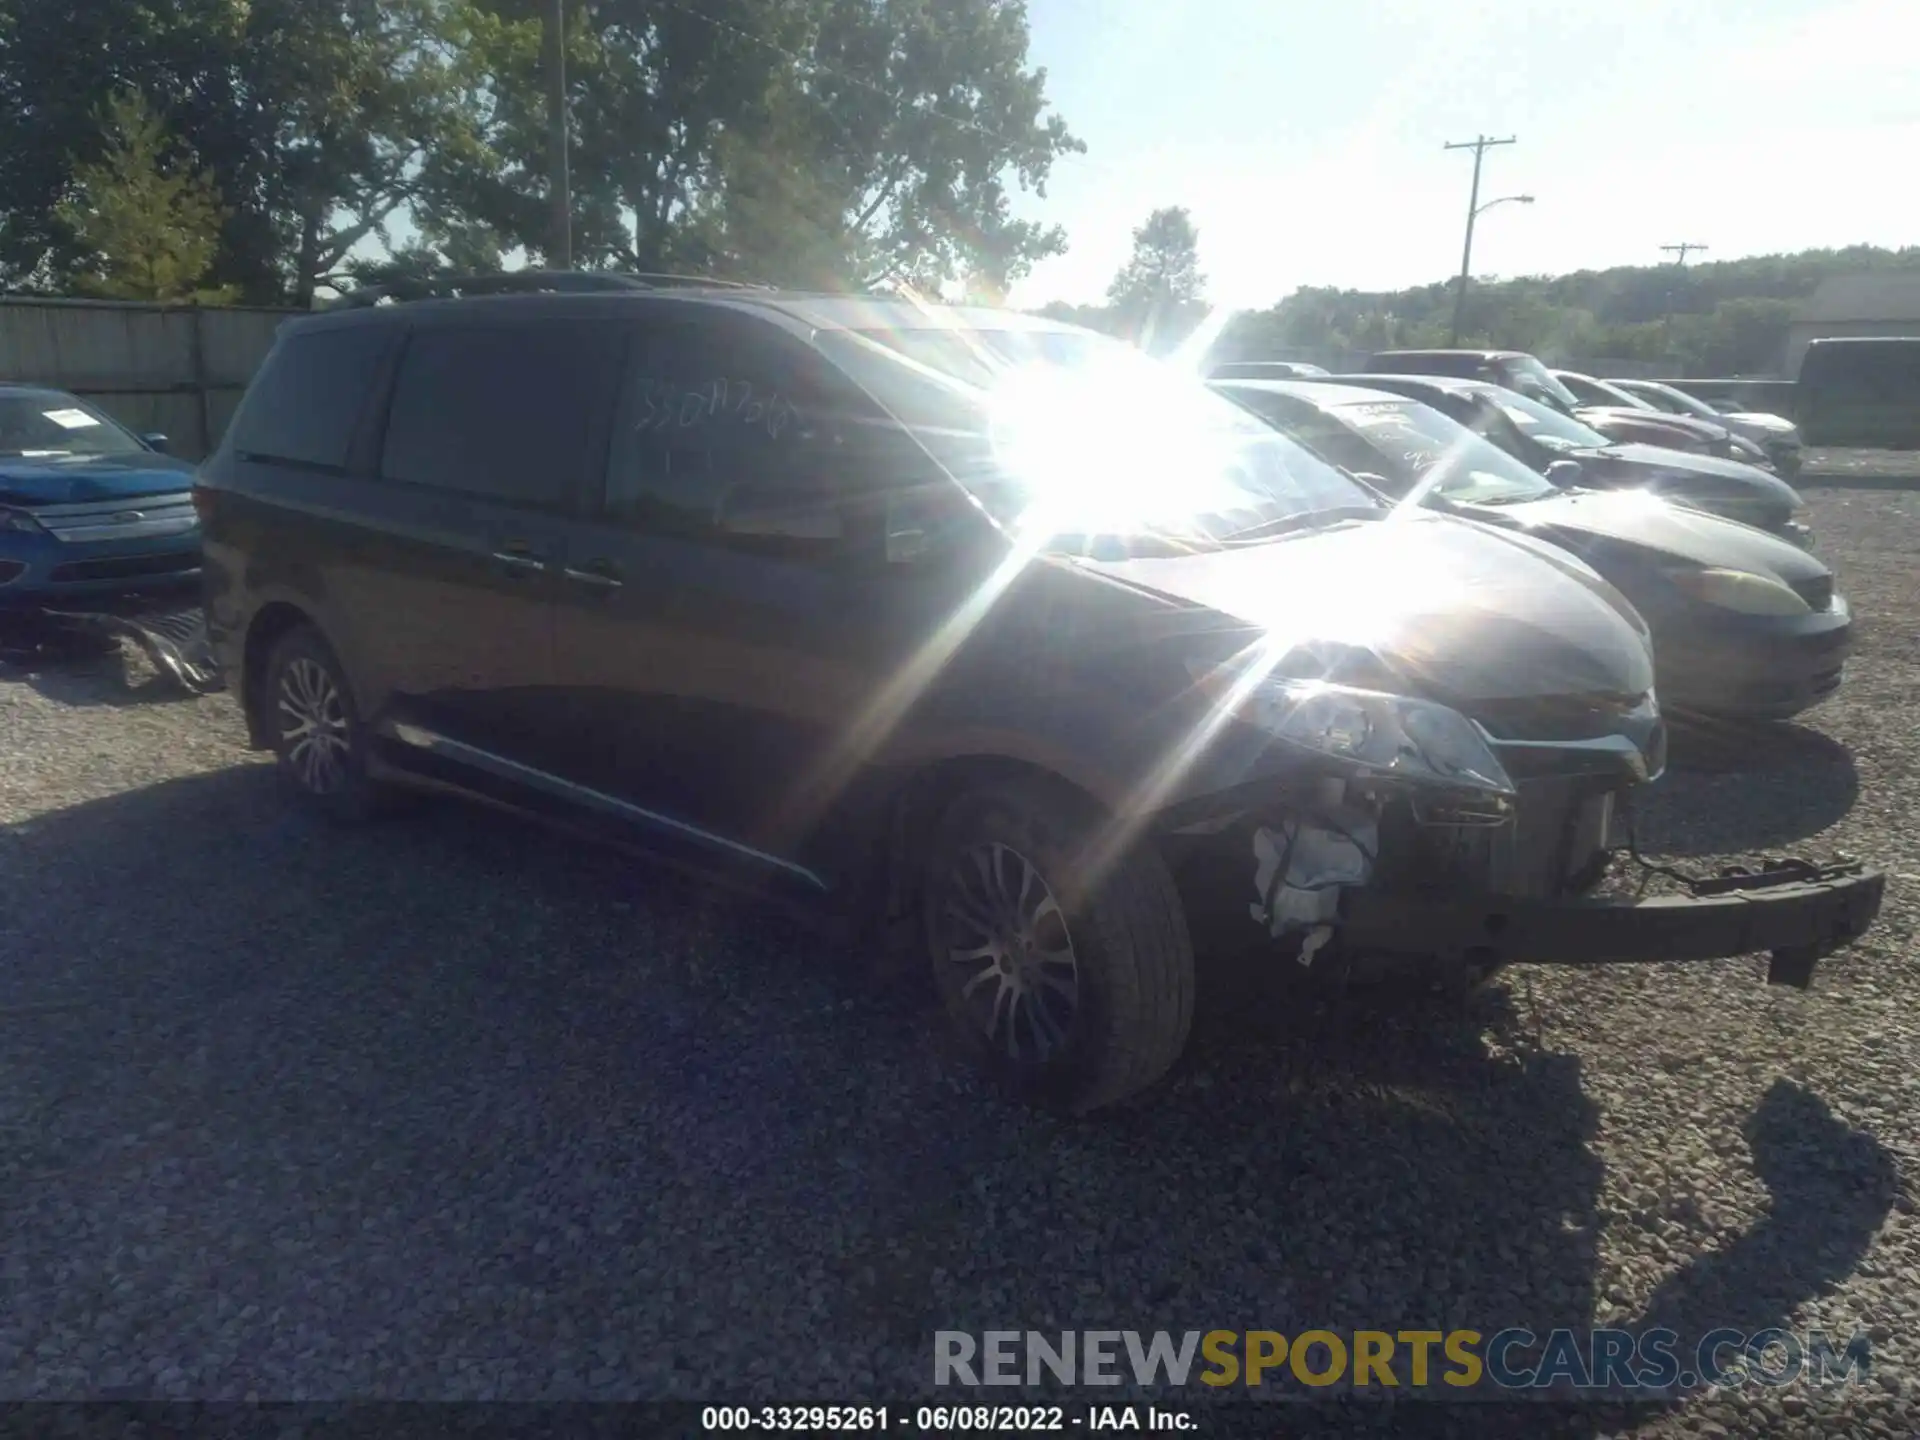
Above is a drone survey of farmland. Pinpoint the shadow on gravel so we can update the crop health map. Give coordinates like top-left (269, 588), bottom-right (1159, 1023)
top-left (1641, 716), bottom-right (1859, 858)
top-left (1635, 1079), bottom-right (1897, 1346)
top-left (0, 766), bottom-right (1895, 1421)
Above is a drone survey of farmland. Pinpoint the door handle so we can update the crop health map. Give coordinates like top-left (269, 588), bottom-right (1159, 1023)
top-left (563, 559), bottom-right (624, 590)
top-left (491, 543), bottom-right (546, 578)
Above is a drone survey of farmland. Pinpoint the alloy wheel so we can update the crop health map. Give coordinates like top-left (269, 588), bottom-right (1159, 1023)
top-left (938, 841), bottom-right (1081, 1063)
top-left (277, 656), bottom-right (351, 795)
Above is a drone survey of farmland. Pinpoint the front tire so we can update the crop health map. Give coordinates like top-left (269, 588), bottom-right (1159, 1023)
top-left (262, 626), bottom-right (383, 822)
top-left (923, 778), bottom-right (1195, 1113)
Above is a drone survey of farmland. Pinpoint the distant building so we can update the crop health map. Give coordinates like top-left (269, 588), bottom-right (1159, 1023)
top-left (1785, 273), bottom-right (1920, 375)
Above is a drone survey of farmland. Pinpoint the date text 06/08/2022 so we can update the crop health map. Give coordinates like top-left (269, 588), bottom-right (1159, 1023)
top-left (699, 1405), bottom-right (1195, 1432)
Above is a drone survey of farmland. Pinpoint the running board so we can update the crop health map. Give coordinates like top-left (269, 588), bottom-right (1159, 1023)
top-left (384, 720), bottom-right (828, 890)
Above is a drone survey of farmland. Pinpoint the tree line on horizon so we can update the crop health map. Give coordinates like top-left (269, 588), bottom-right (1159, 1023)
top-left (1051, 206), bottom-right (1920, 378)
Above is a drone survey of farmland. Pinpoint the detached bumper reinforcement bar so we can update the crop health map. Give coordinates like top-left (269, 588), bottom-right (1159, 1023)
top-left (35, 603), bottom-right (224, 695)
top-left (1337, 861), bottom-right (1885, 989)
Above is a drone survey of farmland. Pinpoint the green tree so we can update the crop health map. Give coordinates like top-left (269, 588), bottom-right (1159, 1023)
top-left (429, 0), bottom-right (1080, 291)
top-left (0, 0), bottom-right (252, 290)
top-left (1102, 205), bottom-right (1206, 351)
top-left (1, 0), bottom-right (487, 303)
top-left (1106, 205), bottom-right (1203, 310)
top-left (56, 90), bottom-right (236, 302)
top-left (737, 0), bottom-right (1080, 290)
top-left (1687, 297), bottom-right (1797, 375)
top-left (232, 0), bottom-right (490, 306)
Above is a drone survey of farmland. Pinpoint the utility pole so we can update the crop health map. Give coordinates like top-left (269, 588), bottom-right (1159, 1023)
top-left (1445, 135), bottom-right (1517, 345)
top-left (544, 0), bottom-right (571, 270)
top-left (1661, 243), bottom-right (1709, 265)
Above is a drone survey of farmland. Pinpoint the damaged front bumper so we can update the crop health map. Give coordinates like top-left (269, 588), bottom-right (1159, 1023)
top-left (1220, 765), bottom-right (1883, 991)
top-left (1336, 857), bottom-right (1884, 989)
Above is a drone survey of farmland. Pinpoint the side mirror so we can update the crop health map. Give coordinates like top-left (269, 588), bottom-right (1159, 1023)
top-left (141, 432), bottom-right (170, 453)
top-left (1545, 459), bottom-right (1584, 487)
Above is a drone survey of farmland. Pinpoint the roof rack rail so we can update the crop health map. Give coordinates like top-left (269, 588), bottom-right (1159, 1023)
top-left (324, 269), bottom-right (765, 310)
top-left (624, 272), bottom-right (770, 291)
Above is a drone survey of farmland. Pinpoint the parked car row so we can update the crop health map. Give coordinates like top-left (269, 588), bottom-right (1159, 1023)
top-left (1552, 369), bottom-right (1804, 478)
top-left (1210, 377), bottom-right (1846, 719)
top-left (0, 288), bottom-right (1888, 1113)
top-left (1327, 374), bottom-right (1812, 543)
top-left (1355, 349), bottom-right (1785, 468)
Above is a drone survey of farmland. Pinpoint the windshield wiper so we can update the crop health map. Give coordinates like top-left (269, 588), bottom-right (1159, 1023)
top-left (1218, 504), bottom-right (1381, 544)
top-left (1455, 491), bottom-right (1544, 506)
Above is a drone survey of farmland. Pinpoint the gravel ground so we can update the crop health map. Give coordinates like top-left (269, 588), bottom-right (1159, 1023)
top-left (2, 488), bottom-right (1917, 1436)
top-left (1800, 449), bottom-right (1920, 484)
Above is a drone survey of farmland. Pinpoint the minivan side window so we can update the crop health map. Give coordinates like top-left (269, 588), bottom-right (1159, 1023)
top-left (227, 324), bottom-right (398, 471)
top-left (379, 321), bottom-right (626, 510)
top-left (604, 318), bottom-right (871, 542)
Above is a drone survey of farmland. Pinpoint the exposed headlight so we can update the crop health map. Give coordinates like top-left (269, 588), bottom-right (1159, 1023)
top-left (1190, 666), bottom-right (1516, 797)
top-left (0, 506), bottom-right (48, 535)
top-left (1669, 567), bottom-right (1810, 616)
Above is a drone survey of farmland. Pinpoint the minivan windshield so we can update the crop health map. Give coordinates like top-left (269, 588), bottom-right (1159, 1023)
top-left (1499, 355), bottom-right (1583, 411)
top-left (817, 322), bottom-right (1381, 548)
top-left (0, 390), bottom-right (146, 459)
top-left (1325, 399), bottom-right (1555, 505)
top-left (1483, 386), bottom-right (1615, 453)
top-left (1633, 382), bottom-right (1723, 419)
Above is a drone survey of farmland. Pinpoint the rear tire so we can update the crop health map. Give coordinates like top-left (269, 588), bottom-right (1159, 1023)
top-left (922, 777), bottom-right (1195, 1113)
top-left (262, 626), bottom-right (386, 823)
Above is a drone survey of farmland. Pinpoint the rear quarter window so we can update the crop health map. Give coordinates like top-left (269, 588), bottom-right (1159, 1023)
top-left (227, 324), bottom-right (398, 470)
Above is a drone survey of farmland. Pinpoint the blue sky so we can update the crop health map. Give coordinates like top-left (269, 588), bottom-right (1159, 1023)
top-left (1006, 0), bottom-right (1920, 310)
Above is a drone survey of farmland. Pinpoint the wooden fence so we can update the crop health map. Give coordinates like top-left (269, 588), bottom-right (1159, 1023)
top-left (0, 296), bottom-right (300, 461)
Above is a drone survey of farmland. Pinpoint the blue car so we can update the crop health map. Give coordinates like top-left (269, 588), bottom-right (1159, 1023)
top-left (0, 385), bottom-right (200, 608)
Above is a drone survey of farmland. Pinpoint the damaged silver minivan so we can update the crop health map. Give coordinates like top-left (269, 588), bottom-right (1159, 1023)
top-left (198, 279), bottom-right (1885, 1115)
